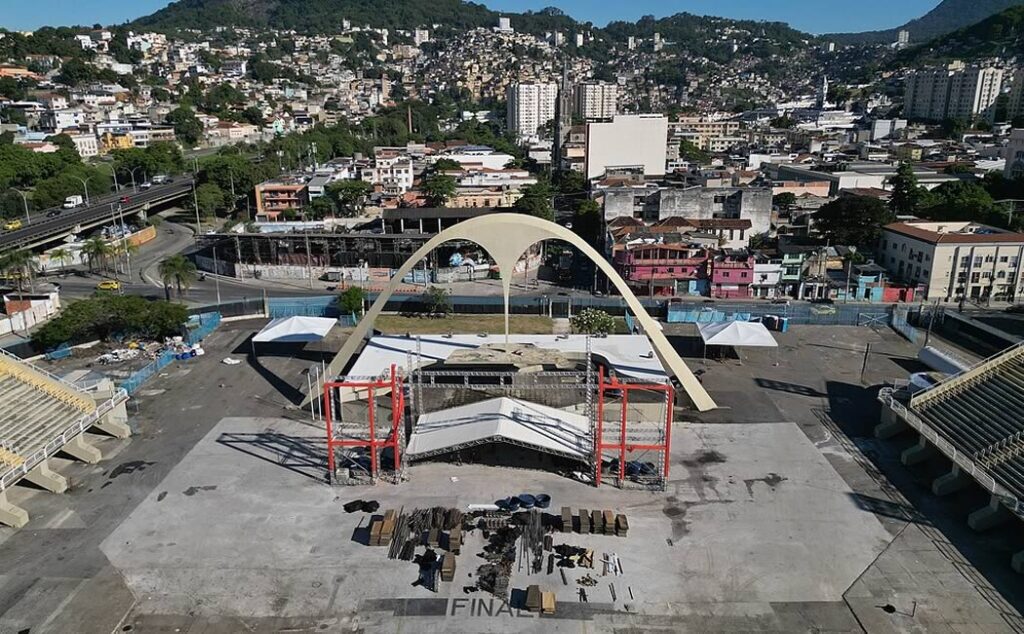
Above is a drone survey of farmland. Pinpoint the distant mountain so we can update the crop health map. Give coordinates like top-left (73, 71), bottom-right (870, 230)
top-left (828, 0), bottom-right (1024, 44)
top-left (895, 5), bottom-right (1024, 64)
top-left (131, 0), bottom-right (580, 35)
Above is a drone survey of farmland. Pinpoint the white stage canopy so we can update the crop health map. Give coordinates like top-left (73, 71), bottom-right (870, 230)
top-left (697, 321), bottom-right (778, 348)
top-left (252, 316), bottom-right (338, 344)
top-left (405, 397), bottom-right (593, 462)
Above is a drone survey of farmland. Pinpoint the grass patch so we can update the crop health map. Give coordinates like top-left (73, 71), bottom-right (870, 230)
top-left (375, 314), bottom-right (553, 335)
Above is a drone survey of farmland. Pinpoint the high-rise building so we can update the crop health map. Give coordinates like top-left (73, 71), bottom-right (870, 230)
top-left (506, 82), bottom-right (558, 140)
top-left (573, 82), bottom-right (618, 120)
top-left (585, 114), bottom-right (668, 180)
top-left (815, 75), bottom-right (828, 109)
top-left (896, 30), bottom-right (910, 48)
top-left (495, 17), bottom-right (513, 33)
top-left (1008, 70), bottom-right (1024, 121)
top-left (904, 62), bottom-right (1004, 124)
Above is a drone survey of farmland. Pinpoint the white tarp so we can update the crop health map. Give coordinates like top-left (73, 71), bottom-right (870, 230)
top-left (252, 316), bottom-right (337, 343)
top-left (406, 397), bottom-right (592, 461)
top-left (698, 321), bottom-right (778, 348)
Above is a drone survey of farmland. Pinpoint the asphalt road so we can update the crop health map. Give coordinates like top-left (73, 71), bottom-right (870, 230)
top-left (0, 179), bottom-right (194, 250)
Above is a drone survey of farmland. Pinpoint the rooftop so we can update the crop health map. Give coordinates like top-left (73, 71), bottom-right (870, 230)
top-left (884, 221), bottom-right (1024, 245)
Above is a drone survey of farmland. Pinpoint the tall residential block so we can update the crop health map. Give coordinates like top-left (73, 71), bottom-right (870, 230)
top-left (904, 62), bottom-right (1004, 124)
top-left (506, 82), bottom-right (558, 140)
top-left (573, 82), bottom-right (618, 121)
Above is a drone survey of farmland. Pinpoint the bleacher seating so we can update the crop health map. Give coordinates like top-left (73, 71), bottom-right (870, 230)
top-left (911, 343), bottom-right (1024, 498)
top-left (0, 354), bottom-right (97, 474)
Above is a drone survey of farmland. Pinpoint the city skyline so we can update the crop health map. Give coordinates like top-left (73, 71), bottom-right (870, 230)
top-left (3, 0), bottom-right (941, 34)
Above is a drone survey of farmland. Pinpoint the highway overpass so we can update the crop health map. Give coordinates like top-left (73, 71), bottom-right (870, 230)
top-left (0, 178), bottom-right (195, 251)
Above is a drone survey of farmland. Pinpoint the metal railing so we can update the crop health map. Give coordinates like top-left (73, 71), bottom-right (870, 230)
top-left (0, 347), bottom-right (89, 393)
top-left (910, 340), bottom-right (1024, 408)
top-left (879, 387), bottom-right (1022, 517)
top-left (0, 387), bottom-right (128, 492)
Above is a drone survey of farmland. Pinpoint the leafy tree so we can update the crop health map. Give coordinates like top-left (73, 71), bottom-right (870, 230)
top-left (921, 181), bottom-right (995, 222)
top-left (422, 285), bottom-right (451, 318)
top-left (770, 115), bottom-right (796, 129)
top-left (513, 181), bottom-right (554, 221)
top-left (327, 180), bottom-right (372, 217)
top-left (32, 295), bottom-right (188, 349)
top-left (0, 249), bottom-right (36, 293)
top-left (571, 198), bottom-right (602, 245)
top-left (337, 286), bottom-right (366, 315)
top-left (432, 158), bottom-right (462, 172)
top-left (422, 174), bottom-right (456, 207)
top-left (158, 254), bottom-right (197, 299)
top-left (195, 183), bottom-right (226, 217)
top-left (887, 162), bottom-right (927, 217)
top-left (49, 247), bottom-right (71, 275)
top-left (814, 196), bottom-right (894, 247)
top-left (571, 308), bottom-right (614, 335)
top-left (679, 139), bottom-right (712, 164)
top-left (166, 107), bottom-right (204, 146)
top-left (773, 192), bottom-right (797, 209)
top-left (305, 196), bottom-right (336, 220)
top-left (112, 143), bottom-right (185, 183)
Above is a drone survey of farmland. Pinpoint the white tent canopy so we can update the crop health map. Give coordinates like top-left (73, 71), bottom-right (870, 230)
top-left (405, 397), bottom-right (592, 462)
top-left (697, 321), bottom-right (778, 348)
top-left (252, 316), bottom-right (338, 344)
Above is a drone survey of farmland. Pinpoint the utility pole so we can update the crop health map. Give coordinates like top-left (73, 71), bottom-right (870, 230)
top-left (193, 182), bottom-right (202, 240)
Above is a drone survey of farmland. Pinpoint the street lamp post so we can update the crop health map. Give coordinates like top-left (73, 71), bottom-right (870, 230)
top-left (129, 167), bottom-right (145, 192)
top-left (7, 189), bottom-right (30, 223)
top-left (75, 176), bottom-right (91, 205)
top-left (99, 163), bottom-right (121, 192)
top-left (193, 182), bottom-right (202, 239)
top-left (994, 199), bottom-right (1024, 228)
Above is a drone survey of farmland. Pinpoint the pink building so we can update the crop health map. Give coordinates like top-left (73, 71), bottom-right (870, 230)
top-left (613, 243), bottom-right (711, 297)
top-left (711, 251), bottom-right (755, 299)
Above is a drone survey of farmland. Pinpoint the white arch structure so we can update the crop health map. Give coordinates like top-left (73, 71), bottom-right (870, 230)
top-left (315, 213), bottom-right (717, 411)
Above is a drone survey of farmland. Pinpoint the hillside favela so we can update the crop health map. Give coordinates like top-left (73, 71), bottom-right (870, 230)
top-left (2, 0), bottom-right (1024, 631)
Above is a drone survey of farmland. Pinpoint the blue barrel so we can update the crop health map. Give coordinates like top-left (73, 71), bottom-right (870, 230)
top-left (518, 494), bottom-right (536, 509)
top-left (507, 496), bottom-right (521, 511)
top-left (534, 494), bottom-right (551, 509)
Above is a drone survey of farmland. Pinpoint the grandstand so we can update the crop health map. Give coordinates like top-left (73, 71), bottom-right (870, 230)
top-left (879, 341), bottom-right (1024, 573)
top-left (0, 350), bottom-right (129, 528)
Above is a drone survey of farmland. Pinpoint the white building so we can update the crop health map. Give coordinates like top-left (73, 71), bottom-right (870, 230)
top-left (69, 134), bottom-right (99, 159)
top-left (585, 114), bottom-right (668, 180)
top-left (904, 62), bottom-right (1004, 124)
top-left (1008, 70), bottom-right (1024, 122)
top-left (434, 146), bottom-right (514, 171)
top-left (573, 82), bottom-right (618, 121)
top-left (414, 29), bottom-right (430, 46)
top-left (1006, 129), bottom-right (1024, 179)
top-left (506, 82), bottom-right (558, 140)
top-left (361, 156), bottom-right (414, 192)
top-left (495, 17), bottom-right (513, 33)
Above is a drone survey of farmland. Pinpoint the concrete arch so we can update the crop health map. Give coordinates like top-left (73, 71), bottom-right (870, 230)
top-left (315, 213), bottom-right (716, 411)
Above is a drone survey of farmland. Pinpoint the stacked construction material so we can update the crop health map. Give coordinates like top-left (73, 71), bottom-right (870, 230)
top-left (441, 551), bottom-right (456, 582)
top-left (603, 510), bottom-right (614, 535)
top-left (591, 510), bottom-right (603, 534)
top-left (579, 508), bottom-right (590, 534)
top-left (561, 507), bottom-right (572, 533)
top-left (615, 514), bottom-right (629, 537)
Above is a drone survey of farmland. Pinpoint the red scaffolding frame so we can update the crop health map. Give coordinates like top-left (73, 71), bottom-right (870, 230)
top-left (323, 365), bottom-right (405, 482)
top-left (594, 366), bottom-right (674, 488)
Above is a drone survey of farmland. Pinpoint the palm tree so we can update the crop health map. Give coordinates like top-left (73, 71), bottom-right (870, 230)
top-left (0, 249), bottom-right (36, 294)
top-left (49, 247), bottom-right (72, 276)
top-left (158, 254), bottom-right (197, 299)
top-left (111, 239), bottom-right (139, 279)
top-left (80, 237), bottom-right (112, 273)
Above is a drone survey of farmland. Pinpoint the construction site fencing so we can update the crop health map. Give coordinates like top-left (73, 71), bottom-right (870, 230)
top-left (120, 311), bottom-right (224, 395)
top-left (891, 308), bottom-right (920, 343)
top-left (188, 297), bottom-right (265, 319)
top-left (666, 301), bottom-right (895, 326)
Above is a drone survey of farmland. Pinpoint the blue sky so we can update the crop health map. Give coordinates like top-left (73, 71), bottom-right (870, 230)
top-left (4, 0), bottom-right (940, 34)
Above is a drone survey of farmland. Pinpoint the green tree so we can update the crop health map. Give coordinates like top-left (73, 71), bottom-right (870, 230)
top-left (571, 198), bottom-right (602, 245)
top-left (80, 237), bottom-right (113, 273)
top-left (0, 249), bottom-right (35, 293)
top-left (814, 196), bottom-right (894, 247)
top-left (773, 192), bottom-right (797, 210)
top-left (921, 181), bottom-right (995, 222)
top-left (422, 174), bottom-right (456, 207)
top-left (195, 183), bottom-right (226, 217)
top-left (49, 247), bottom-right (71, 276)
top-left (422, 285), bottom-right (451, 318)
top-left (887, 162), bottom-right (927, 217)
top-left (305, 196), bottom-right (336, 220)
top-left (679, 139), bottom-right (712, 164)
top-left (32, 295), bottom-right (188, 349)
top-left (337, 286), bottom-right (366, 315)
top-left (327, 180), bottom-right (372, 217)
top-left (570, 308), bottom-right (614, 335)
top-left (431, 158), bottom-right (462, 172)
top-left (158, 254), bottom-right (197, 299)
top-left (166, 107), bottom-right (203, 146)
top-left (513, 181), bottom-right (554, 221)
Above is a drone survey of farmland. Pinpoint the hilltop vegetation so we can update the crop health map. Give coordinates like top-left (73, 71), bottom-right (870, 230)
top-left (894, 5), bottom-right (1024, 65)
